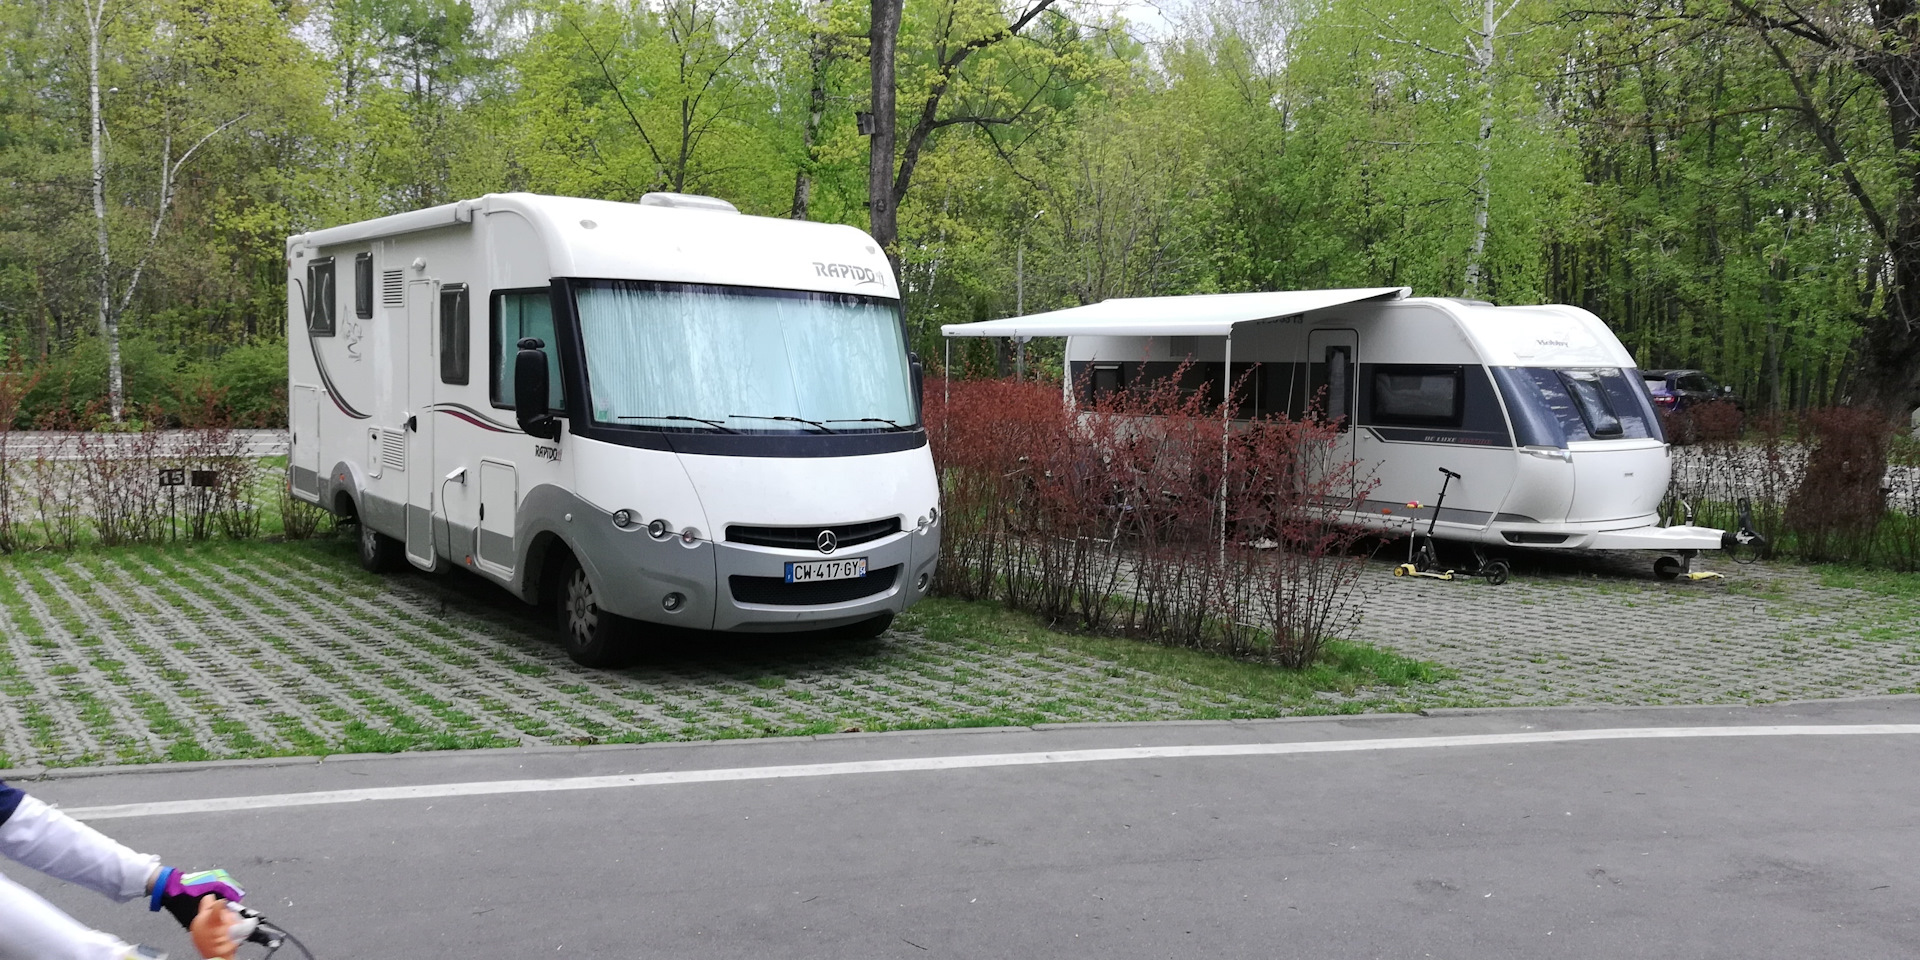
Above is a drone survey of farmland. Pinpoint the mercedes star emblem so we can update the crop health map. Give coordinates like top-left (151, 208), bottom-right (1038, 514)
top-left (816, 529), bottom-right (837, 554)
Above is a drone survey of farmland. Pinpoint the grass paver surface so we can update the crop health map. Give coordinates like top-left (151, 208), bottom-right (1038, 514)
top-left (1348, 552), bottom-right (1920, 707)
top-left (0, 539), bottom-right (1434, 768)
top-left (2, 537), bottom-right (1916, 769)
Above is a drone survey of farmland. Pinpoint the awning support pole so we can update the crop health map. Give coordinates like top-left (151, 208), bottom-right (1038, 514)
top-left (943, 338), bottom-right (952, 448)
top-left (1219, 332), bottom-right (1232, 562)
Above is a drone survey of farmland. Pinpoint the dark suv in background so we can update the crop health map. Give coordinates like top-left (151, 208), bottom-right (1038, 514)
top-left (1644, 369), bottom-right (1741, 413)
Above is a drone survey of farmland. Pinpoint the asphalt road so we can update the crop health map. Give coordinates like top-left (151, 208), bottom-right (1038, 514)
top-left (11, 699), bottom-right (1920, 960)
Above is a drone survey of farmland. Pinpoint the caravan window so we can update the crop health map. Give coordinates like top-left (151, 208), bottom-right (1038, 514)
top-left (306, 258), bottom-right (336, 336)
top-left (1369, 366), bottom-right (1463, 426)
top-left (1558, 371), bottom-right (1623, 438)
top-left (1090, 364), bottom-right (1124, 400)
top-left (490, 289), bottom-right (564, 411)
top-left (439, 284), bottom-right (469, 385)
top-left (1496, 367), bottom-right (1653, 443)
top-left (1308, 345), bottom-right (1352, 428)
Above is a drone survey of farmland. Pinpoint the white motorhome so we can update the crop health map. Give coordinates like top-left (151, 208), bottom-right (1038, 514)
top-left (942, 288), bottom-right (1734, 579)
top-left (287, 192), bottom-right (941, 665)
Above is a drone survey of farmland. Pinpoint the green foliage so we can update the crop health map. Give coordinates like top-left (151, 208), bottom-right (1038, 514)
top-left (0, 0), bottom-right (1902, 417)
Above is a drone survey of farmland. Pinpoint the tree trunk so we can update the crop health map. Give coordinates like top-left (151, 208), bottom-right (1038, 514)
top-left (867, 0), bottom-right (902, 280)
top-left (86, 0), bottom-right (123, 423)
top-left (1462, 0), bottom-right (1494, 298)
top-left (791, 14), bottom-right (832, 220)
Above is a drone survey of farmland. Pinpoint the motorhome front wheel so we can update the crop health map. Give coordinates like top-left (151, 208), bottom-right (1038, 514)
top-left (556, 556), bottom-right (637, 668)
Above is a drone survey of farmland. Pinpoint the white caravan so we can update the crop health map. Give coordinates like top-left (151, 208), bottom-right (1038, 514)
top-left (287, 192), bottom-right (941, 664)
top-left (942, 288), bottom-right (1735, 579)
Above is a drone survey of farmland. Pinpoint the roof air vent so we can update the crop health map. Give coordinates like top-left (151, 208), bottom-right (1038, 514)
top-left (638, 192), bottom-right (739, 214)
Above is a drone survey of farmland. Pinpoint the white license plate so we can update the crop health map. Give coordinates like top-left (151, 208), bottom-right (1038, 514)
top-left (785, 557), bottom-right (869, 583)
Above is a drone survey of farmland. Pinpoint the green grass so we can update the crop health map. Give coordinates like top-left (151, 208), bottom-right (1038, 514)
top-left (902, 598), bottom-right (1446, 717)
top-left (1816, 565), bottom-right (1920, 599)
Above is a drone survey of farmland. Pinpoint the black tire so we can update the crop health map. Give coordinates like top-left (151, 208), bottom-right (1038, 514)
top-left (554, 553), bottom-right (636, 668)
top-left (835, 612), bottom-right (894, 640)
top-left (1653, 556), bottom-right (1683, 581)
top-left (1482, 560), bottom-right (1510, 586)
top-left (357, 517), bottom-right (403, 573)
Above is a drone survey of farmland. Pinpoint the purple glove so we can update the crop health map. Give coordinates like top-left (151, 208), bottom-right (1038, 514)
top-left (150, 867), bottom-right (245, 928)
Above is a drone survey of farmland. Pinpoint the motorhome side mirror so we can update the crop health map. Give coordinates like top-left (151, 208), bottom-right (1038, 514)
top-left (515, 338), bottom-right (561, 440)
top-left (909, 352), bottom-right (925, 417)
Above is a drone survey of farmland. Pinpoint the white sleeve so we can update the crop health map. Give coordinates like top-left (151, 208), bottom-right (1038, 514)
top-left (0, 869), bottom-right (144, 960)
top-left (0, 796), bottom-right (159, 903)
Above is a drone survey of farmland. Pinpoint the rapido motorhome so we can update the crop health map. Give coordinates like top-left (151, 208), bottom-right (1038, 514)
top-left (943, 288), bottom-right (1738, 579)
top-left (287, 192), bottom-right (940, 665)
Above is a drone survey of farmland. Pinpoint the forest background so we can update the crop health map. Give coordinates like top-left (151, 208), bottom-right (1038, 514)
top-left (0, 0), bottom-right (1901, 427)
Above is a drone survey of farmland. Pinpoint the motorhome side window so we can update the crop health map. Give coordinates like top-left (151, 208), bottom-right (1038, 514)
top-left (1370, 366), bottom-right (1463, 427)
top-left (1090, 364), bottom-right (1123, 400)
top-left (491, 289), bottom-right (564, 411)
top-left (306, 258), bottom-right (336, 336)
top-left (354, 253), bottom-right (373, 319)
top-left (439, 284), bottom-right (469, 385)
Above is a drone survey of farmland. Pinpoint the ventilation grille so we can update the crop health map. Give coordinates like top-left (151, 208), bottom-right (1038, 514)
top-left (381, 270), bottom-right (405, 307)
top-left (726, 518), bottom-right (901, 551)
top-left (729, 565), bottom-right (900, 606)
top-left (379, 429), bottom-right (407, 473)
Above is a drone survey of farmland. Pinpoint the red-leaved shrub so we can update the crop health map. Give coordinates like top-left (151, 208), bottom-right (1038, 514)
top-left (925, 370), bottom-right (1374, 666)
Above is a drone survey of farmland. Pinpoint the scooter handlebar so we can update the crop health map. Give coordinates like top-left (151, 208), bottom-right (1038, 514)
top-left (1438, 467), bottom-right (1462, 480)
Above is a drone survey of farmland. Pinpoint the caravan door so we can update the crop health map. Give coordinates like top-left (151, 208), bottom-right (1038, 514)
top-left (1308, 328), bottom-right (1358, 466)
top-left (404, 279), bottom-right (438, 569)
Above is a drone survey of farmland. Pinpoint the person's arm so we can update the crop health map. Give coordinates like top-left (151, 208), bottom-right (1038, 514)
top-left (0, 786), bottom-right (158, 903)
top-left (0, 870), bottom-right (155, 960)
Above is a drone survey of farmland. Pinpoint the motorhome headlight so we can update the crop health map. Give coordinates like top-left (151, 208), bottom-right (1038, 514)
top-left (612, 509), bottom-right (635, 529)
top-left (681, 526), bottom-right (701, 545)
top-left (647, 519), bottom-right (671, 539)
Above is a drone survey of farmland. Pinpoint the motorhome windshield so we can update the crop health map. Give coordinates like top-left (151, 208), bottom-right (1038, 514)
top-left (574, 281), bottom-right (917, 434)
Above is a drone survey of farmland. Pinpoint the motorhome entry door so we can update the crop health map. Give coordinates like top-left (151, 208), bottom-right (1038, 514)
top-left (404, 280), bottom-right (437, 570)
top-left (1308, 328), bottom-right (1359, 466)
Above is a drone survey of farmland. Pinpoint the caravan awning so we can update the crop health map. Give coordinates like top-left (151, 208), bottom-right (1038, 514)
top-left (939, 287), bottom-right (1410, 339)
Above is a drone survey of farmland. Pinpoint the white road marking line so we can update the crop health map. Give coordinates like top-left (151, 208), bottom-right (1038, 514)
top-left (63, 724), bottom-right (1920, 821)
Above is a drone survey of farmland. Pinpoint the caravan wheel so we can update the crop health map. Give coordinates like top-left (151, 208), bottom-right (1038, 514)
top-left (556, 555), bottom-right (636, 668)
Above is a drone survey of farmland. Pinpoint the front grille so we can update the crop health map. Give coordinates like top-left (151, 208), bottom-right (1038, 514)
top-left (730, 564), bottom-right (900, 606)
top-left (727, 517), bottom-right (901, 551)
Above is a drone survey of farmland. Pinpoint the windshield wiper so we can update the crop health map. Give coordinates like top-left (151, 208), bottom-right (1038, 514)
top-left (616, 414), bottom-right (739, 433)
top-left (728, 414), bottom-right (833, 433)
top-left (822, 418), bottom-right (909, 430)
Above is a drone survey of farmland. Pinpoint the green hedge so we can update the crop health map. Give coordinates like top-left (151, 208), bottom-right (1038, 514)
top-left (7, 335), bottom-right (287, 428)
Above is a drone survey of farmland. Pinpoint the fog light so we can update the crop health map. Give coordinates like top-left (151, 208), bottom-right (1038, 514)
top-left (648, 519), bottom-right (671, 539)
top-left (681, 526), bottom-right (700, 544)
top-left (612, 509), bottom-right (634, 529)
top-left (662, 592), bottom-right (685, 612)
top-left (928, 506), bottom-right (939, 524)
top-left (916, 572), bottom-right (930, 591)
